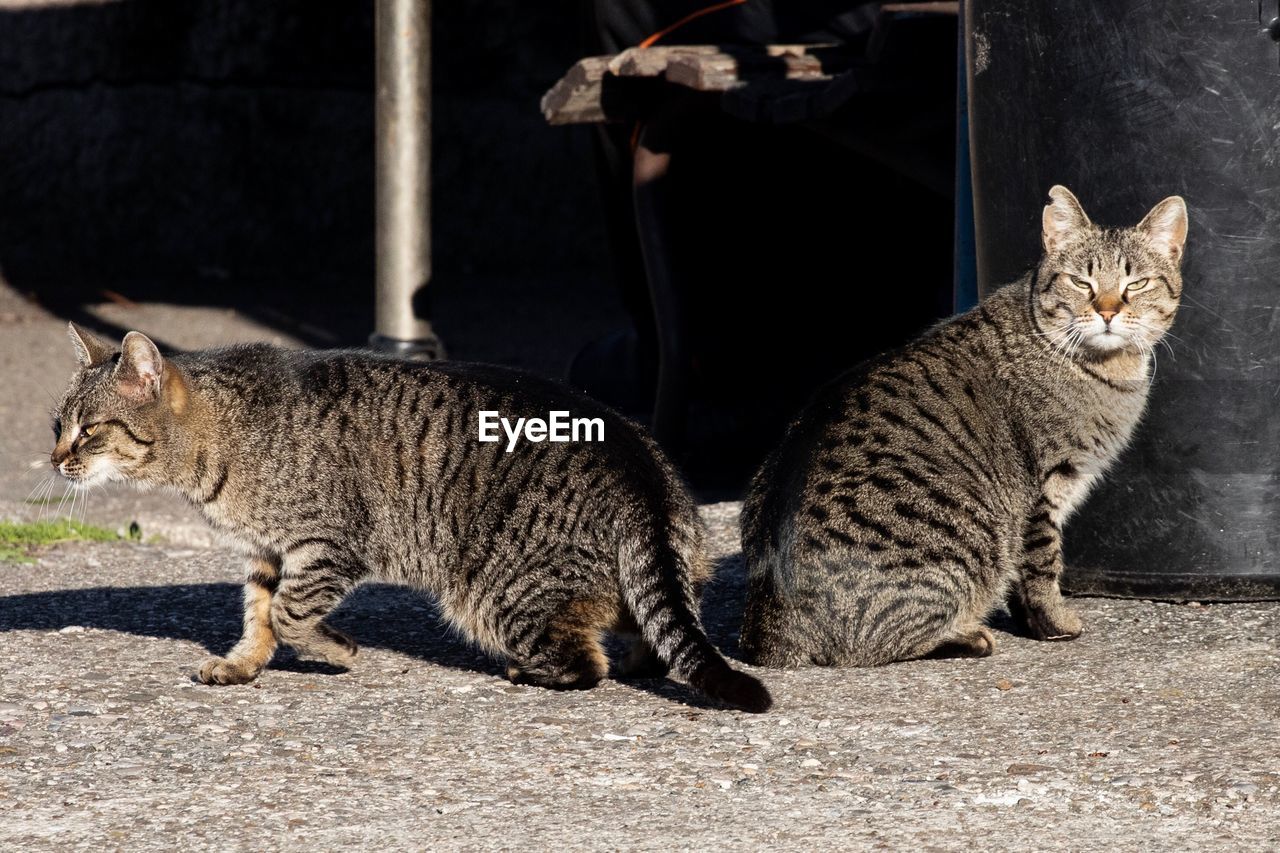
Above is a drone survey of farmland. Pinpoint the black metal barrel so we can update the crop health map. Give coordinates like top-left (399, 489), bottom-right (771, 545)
top-left (966, 2), bottom-right (1280, 599)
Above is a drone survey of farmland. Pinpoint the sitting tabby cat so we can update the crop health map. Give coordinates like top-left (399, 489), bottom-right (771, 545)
top-left (740, 186), bottom-right (1188, 667)
top-left (51, 333), bottom-right (771, 712)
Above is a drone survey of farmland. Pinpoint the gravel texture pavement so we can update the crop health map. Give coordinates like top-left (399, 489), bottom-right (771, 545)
top-left (2, 502), bottom-right (1279, 850)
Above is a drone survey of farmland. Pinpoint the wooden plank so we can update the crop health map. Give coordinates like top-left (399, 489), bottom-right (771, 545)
top-left (539, 55), bottom-right (611, 125)
top-left (541, 43), bottom-right (870, 125)
top-left (881, 1), bottom-right (959, 13)
top-left (608, 45), bottom-right (722, 78)
top-left (662, 54), bottom-right (739, 92)
top-left (666, 52), bottom-right (831, 92)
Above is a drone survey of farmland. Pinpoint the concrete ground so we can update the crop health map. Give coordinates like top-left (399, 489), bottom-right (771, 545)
top-left (3, 282), bottom-right (1280, 849)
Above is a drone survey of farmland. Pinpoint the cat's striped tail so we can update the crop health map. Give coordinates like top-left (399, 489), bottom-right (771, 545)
top-left (617, 520), bottom-right (773, 713)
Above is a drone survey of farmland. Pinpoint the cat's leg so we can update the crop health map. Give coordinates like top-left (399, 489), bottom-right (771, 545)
top-left (1014, 496), bottom-right (1083, 640)
top-left (611, 614), bottom-right (669, 679)
top-left (198, 554), bottom-right (280, 685)
top-left (928, 624), bottom-right (996, 659)
top-left (267, 554), bottom-right (360, 669)
top-left (504, 598), bottom-right (614, 690)
top-left (618, 639), bottom-right (669, 679)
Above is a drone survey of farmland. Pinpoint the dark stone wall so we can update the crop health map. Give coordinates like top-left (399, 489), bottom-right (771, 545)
top-left (0, 1), bottom-right (605, 291)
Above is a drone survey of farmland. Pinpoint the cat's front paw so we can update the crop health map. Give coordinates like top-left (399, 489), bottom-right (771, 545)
top-left (197, 656), bottom-right (262, 685)
top-left (1025, 605), bottom-right (1083, 641)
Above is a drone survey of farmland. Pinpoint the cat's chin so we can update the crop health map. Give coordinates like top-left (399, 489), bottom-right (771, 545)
top-left (1081, 331), bottom-right (1137, 359)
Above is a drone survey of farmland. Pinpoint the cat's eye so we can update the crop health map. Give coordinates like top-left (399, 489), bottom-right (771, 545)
top-left (1069, 276), bottom-right (1093, 292)
top-left (1125, 278), bottom-right (1151, 293)
top-left (52, 418), bottom-right (62, 439)
top-left (82, 423), bottom-right (100, 438)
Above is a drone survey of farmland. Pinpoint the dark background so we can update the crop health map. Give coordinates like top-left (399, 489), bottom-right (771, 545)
top-left (0, 1), bottom-right (605, 340)
top-left (0, 0), bottom-right (958, 491)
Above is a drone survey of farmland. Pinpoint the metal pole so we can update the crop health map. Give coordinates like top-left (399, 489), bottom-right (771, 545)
top-left (371, 0), bottom-right (444, 359)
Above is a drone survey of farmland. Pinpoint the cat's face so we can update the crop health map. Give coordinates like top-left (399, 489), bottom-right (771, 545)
top-left (1033, 186), bottom-right (1187, 361)
top-left (51, 326), bottom-right (176, 487)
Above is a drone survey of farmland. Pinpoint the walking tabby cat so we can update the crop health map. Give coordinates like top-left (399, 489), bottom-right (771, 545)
top-left (51, 335), bottom-right (771, 712)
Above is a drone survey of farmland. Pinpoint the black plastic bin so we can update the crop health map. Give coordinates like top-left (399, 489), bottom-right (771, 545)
top-left (965, 2), bottom-right (1280, 599)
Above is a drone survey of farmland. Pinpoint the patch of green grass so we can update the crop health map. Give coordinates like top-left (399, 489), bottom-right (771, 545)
top-left (0, 519), bottom-right (123, 563)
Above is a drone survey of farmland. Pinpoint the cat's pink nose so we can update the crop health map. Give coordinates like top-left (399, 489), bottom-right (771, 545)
top-left (1098, 309), bottom-right (1118, 324)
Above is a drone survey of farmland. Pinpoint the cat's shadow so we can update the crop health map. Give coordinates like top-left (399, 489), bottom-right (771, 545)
top-left (0, 554), bottom-right (755, 709)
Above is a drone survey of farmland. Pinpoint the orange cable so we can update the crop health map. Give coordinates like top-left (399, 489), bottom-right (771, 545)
top-left (631, 0), bottom-right (749, 151)
top-left (638, 0), bottom-right (748, 49)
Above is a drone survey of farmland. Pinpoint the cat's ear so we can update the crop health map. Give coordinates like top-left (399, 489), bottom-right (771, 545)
top-left (1042, 185), bottom-right (1092, 254)
top-left (114, 331), bottom-right (164, 403)
top-left (1137, 195), bottom-right (1188, 264)
top-left (67, 322), bottom-right (115, 368)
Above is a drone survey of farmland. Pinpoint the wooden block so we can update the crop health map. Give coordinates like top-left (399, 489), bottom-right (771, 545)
top-left (608, 45), bottom-right (722, 78)
top-left (541, 43), bottom-right (870, 125)
top-left (882, 1), bottom-right (959, 13)
top-left (664, 52), bottom-right (833, 92)
top-left (664, 54), bottom-right (739, 91)
top-left (539, 55), bottom-right (611, 125)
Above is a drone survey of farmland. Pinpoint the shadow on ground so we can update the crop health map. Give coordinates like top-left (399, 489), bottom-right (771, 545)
top-left (0, 554), bottom-right (756, 707)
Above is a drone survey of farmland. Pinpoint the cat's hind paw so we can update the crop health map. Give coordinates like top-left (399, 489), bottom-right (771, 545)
top-left (930, 625), bottom-right (996, 659)
top-left (197, 656), bottom-right (262, 686)
top-left (284, 624), bottom-right (358, 671)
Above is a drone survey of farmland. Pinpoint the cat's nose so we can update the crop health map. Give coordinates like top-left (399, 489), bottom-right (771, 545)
top-left (50, 447), bottom-right (68, 467)
top-left (1098, 309), bottom-right (1118, 324)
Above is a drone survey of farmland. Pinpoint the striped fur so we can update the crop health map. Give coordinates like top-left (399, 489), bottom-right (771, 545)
top-left (741, 187), bottom-right (1188, 667)
top-left (51, 336), bottom-right (770, 712)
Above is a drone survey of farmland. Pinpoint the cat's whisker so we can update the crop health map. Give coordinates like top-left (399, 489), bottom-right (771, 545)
top-left (1125, 317), bottom-right (1177, 365)
top-left (42, 478), bottom-right (61, 514)
top-left (1069, 326), bottom-right (1085, 354)
top-left (85, 483), bottom-right (99, 524)
top-left (1059, 325), bottom-right (1086, 369)
top-left (1039, 322), bottom-right (1080, 377)
top-left (52, 482), bottom-right (74, 524)
top-left (24, 478), bottom-right (47, 517)
top-left (34, 480), bottom-right (51, 521)
top-left (23, 473), bottom-right (52, 505)
top-left (1142, 323), bottom-right (1180, 358)
top-left (38, 481), bottom-right (54, 522)
top-left (33, 376), bottom-right (60, 406)
top-left (1178, 293), bottom-right (1238, 331)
